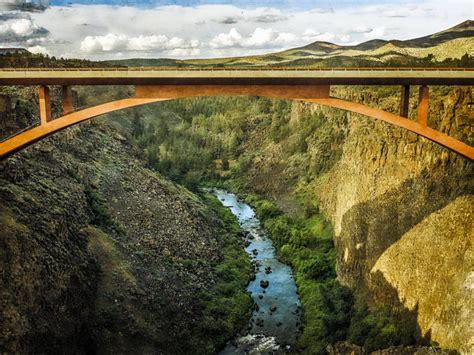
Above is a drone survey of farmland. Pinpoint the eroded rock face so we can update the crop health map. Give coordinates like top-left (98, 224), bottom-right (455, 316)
top-left (313, 87), bottom-right (474, 352)
top-left (372, 196), bottom-right (473, 353)
top-left (242, 86), bottom-right (473, 352)
top-left (327, 341), bottom-right (457, 355)
top-left (0, 136), bottom-right (99, 354)
top-left (0, 121), bottom-right (233, 354)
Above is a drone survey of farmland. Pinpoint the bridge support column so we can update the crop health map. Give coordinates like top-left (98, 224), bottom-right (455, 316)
top-left (400, 85), bottom-right (410, 117)
top-left (417, 85), bottom-right (429, 126)
top-left (39, 85), bottom-right (51, 124)
top-left (62, 86), bottom-right (74, 115)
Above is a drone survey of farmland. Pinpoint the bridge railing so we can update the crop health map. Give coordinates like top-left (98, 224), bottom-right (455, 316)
top-left (0, 67), bottom-right (473, 72)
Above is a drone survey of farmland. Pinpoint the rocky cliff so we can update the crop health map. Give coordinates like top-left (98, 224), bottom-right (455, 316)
top-left (242, 86), bottom-right (473, 352)
top-left (0, 119), bottom-right (250, 354)
top-left (313, 86), bottom-right (473, 353)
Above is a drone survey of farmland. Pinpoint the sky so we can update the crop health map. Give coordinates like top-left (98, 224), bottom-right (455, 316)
top-left (0, 0), bottom-right (472, 60)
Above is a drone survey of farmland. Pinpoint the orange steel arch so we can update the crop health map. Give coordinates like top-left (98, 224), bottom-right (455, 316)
top-left (0, 84), bottom-right (473, 160)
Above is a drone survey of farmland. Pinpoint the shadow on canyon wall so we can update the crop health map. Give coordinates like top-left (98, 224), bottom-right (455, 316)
top-left (336, 159), bottom-right (473, 345)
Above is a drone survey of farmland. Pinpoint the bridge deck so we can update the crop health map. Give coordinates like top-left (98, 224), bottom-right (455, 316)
top-left (0, 68), bottom-right (473, 86)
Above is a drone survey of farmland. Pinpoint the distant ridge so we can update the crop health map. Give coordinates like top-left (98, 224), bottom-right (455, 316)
top-left (297, 20), bottom-right (474, 53)
top-left (104, 20), bottom-right (473, 68)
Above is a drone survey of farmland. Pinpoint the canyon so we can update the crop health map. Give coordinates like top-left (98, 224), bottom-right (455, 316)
top-left (1, 21), bottom-right (473, 354)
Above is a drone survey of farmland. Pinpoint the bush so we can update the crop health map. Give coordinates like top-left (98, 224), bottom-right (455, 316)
top-left (85, 185), bottom-right (113, 229)
top-left (348, 303), bottom-right (419, 352)
top-left (245, 195), bottom-right (282, 219)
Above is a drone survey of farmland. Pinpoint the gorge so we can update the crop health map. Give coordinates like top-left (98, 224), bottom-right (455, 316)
top-left (1, 21), bottom-right (473, 355)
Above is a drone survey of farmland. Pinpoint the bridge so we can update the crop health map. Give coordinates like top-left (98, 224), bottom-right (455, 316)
top-left (0, 68), bottom-right (473, 160)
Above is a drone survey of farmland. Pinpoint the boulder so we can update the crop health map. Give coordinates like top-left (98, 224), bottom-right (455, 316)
top-left (260, 280), bottom-right (269, 289)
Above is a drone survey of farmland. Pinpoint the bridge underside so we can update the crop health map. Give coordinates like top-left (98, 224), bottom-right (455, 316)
top-left (0, 84), bottom-right (473, 161)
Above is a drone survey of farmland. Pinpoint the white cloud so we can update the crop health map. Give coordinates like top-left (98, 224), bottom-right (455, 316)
top-left (210, 27), bottom-right (296, 49)
top-left (364, 27), bottom-right (386, 39)
top-left (352, 25), bottom-right (373, 34)
top-left (80, 33), bottom-right (201, 53)
top-left (302, 29), bottom-right (322, 42)
top-left (212, 7), bottom-right (288, 24)
top-left (167, 48), bottom-right (201, 57)
top-left (274, 32), bottom-right (297, 44)
top-left (27, 45), bottom-right (49, 55)
top-left (338, 34), bottom-right (352, 43)
top-left (209, 28), bottom-right (242, 48)
top-left (357, 3), bottom-right (435, 18)
top-left (0, 18), bottom-right (44, 38)
top-left (246, 8), bottom-right (288, 23)
top-left (128, 35), bottom-right (176, 51)
top-left (246, 28), bottom-right (289, 46)
top-left (18, 0), bottom-right (473, 59)
top-left (0, 0), bottom-right (48, 12)
top-left (80, 34), bottom-right (127, 53)
top-left (307, 32), bottom-right (336, 43)
top-left (303, 29), bottom-right (321, 37)
top-left (0, 12), bottom-right (49, 47)
top-left (308, 7), bottom-right (334, 14)
top-left (246, 28), bottom-right (276, 46)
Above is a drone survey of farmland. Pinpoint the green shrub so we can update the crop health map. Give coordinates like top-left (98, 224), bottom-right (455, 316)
top-left (348, 303), bottom-right (420, 352)
top-left (245, 195), bottom-right (282, 219)
top-left (85, 186), bottom-right (114, 229)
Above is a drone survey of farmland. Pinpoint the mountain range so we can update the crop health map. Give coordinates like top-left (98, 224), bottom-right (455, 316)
top-left (106, 20), bottom-right (474, 68)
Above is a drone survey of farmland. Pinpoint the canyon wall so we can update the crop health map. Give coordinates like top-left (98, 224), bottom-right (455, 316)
top-left (245, 86), bottom-right (473, 352)
top-left (314, 86), bottom-right (473, 352)
top-left (0, 119), bottom-right (248, 354)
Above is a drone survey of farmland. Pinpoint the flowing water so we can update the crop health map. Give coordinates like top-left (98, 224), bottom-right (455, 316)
top-left (212, 189), bottom-right (301, 354)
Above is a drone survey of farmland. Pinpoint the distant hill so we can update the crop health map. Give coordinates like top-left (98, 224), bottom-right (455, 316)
top-left (401, 19), bottom-right (474, 47)
top-left (0, 48), bottom-right (30, 55)
top-left (270, 20), bottom-right (474, 67)
top-left (106, 20), bottom-right (473, 68)
top-left (104, 58), bottom-right (186, 67)
top-left (299, 20), bottom-right (474, 52)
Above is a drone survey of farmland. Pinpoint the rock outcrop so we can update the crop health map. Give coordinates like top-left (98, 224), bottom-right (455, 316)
top-left (243, 86), bottom-right (473, 352)
top-left (314, 86), bottom-right (473, 353)
top-left (0, 119), bottom-right (246, 354)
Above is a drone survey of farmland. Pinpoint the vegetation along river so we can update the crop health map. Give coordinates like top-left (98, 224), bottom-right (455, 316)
top-left (212, 189), bottom-right (301, 354)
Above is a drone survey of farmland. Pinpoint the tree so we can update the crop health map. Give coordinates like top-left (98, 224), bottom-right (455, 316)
top-left (221, 158), bottom-right (229, 171)
top-left (424, 53), bottom-right (435, 63)
top-left (460, 53), bottom-right (472, 67)
top-left (131, 112), bottom-right (144, 138)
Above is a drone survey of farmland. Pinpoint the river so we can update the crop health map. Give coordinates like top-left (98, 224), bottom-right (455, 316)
top-left (212, 189), bottom-right (301, 354)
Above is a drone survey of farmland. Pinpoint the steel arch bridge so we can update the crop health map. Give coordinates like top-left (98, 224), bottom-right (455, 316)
top-left (0, 68), bottom-right (473, 160)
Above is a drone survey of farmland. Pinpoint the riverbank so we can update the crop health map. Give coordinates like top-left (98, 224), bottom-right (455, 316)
top-left (212, 189), bottom-right (301, 354)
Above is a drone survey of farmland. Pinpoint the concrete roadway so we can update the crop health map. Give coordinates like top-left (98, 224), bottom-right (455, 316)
top-left (0, 68), bottom-right (473, 86)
